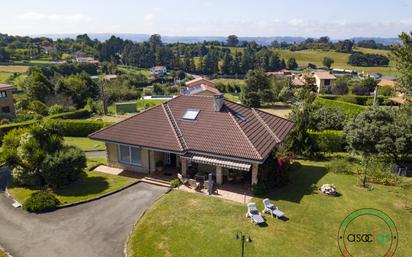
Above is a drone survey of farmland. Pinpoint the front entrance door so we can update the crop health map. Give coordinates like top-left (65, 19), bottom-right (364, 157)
top-left (165, 153), bottom-right (177, 167)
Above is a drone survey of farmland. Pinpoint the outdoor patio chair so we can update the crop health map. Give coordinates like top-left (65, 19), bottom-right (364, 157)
top-left (262, 198), bottom-right (285, 219)
top-left (246, 203), bottom-right (265, 224)
top-left (177, 173), bottom-right (189, 185)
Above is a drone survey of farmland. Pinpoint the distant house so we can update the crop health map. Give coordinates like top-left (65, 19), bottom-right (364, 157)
top-left (378, 79), bottom-right (396, 88)
top-left (313, 71), bottom-right (336, 93)
top-left (182, 77), bottom-right (220, 96)
top-left (0, 84), bottom-right (16, 115)
top-left (75, 57), bottom-right (99, 64)
top-left (150, 66), bottom-right (167, 76)
top-left (41, 46), bottom-right (57, 54)
top-left (91, 75), bottom-right (118, 81)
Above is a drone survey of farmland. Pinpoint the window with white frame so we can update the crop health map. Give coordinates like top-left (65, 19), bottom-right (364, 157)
top-left (118, 144), bottom-right (141, 166)
top-left (0, 91), bottom-right (7, 98)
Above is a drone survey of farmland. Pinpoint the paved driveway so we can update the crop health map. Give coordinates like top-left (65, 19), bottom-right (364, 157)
top-left (0, 169), bottom-right (168, 257)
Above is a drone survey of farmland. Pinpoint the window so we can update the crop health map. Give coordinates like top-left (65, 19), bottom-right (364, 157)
top-left (1, 106), bottom-right (10, 113)
top-left (0, 91), bottom-right (7, 98)
top-left (182, 108), bottom-right (200, 120)
top-left (324, 79), bottom-right (331, 86)
top-left (118, 144), bottom-right (141, 166)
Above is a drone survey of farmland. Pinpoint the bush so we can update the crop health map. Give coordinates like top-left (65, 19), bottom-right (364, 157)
top-left (314, 97), bottom-right (366, 120)
top-left (326, 158), bottom-right (353, 174)
top-left (310, 107), bottom-right (345, 130)
top-left (170, 178), bottom-right (182, 188)
top-left (23, 191), bottom-right (60, 213)
top-left (352, 85), bottom-right (370, 96)
top-left (252, 182), bottom-right (266, 196)
top-left (46, 109), bottom-right (91, 120)
top-left (45, 119), bottom-right (112, 137)
top-left (29, 100), bottom-right (49, 116)
top-left (48, 104), bottom-right (65, 115)
top-left (378, 86), bottom-right (395, 96)
top-left (331, 82), bottom-right (349, 95)
top-left (42, 146), bottom-right (87, 189)
top-left (309, 130), bottom-right (346, 153)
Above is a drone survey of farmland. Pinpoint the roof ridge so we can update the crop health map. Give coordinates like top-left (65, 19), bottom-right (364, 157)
top-left (161, 103), bottom-right (188, 151)
top-left (251, 108), bottom-right (281, 143)
top-left (228, 112), bottom-right (262, 160)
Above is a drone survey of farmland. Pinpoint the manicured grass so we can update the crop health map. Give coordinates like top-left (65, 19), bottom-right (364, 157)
top-left (259, 104), bottom-right (293, 119)
top-left (118, 66), bottom-right (151, 78)
top-left (0, 65), bottom-right (29, 73)
top-left (0, 73), bottom-right (11, 83)
top-left (8, 159), bottom-right (137, 205)
top-left (137, 99), bottom-right (168, 109)
top-left (213, 78), bottom-right (246, 86)
top-left (315, 97), bottom-right (367, 118)
top-left (64, 137), bottom-right (106, 151)
top-left (128, 160), bottom-right (412, 257)
top-left (274, 49), bottom-right (397, 76)
top-left (224, 93), bottom-right (240, 102)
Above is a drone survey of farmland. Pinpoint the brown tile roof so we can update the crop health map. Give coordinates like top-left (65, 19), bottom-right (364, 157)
top-left (185, 77), bottom-right (216, 88)
top-left (0, 84), bottom-right (16, 90)
top-left (90, 95), bottom-right (294, 162)
top-left (378, 79), bottom-right (396, 87)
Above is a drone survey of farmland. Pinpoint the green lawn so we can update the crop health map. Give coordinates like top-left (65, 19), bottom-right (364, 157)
top-left (213, 78), bottom-right (246, 87)
top-left (8, 158), bottom-right (137, 205)
top-left (118, 66), bottom-right (152, 78)
top-left (0, 73), bottom-right (11, 83)
top-left (0, 65), bottom-right (29, 73)
top-left (128, 160), bottom-right (411, 257)
top-left (224, 93), bottom-right (240, 102)
top-left (0, 249), bottom-right (7, 257)
top-left (64, 137), bottom-right (106, 151)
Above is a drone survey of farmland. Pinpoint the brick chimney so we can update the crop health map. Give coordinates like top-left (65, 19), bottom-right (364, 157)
top-left (213, 94), bottom-right (224, 112)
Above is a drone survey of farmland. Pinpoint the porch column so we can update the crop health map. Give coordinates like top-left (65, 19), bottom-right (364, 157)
top-left (149, 150), bottom-right (156, 173)
top-left (216, 166), bottom-right (223, 185)
top-left (181, 158), bottom-right (188, 176)
top-left (251, 164), bottom-right (259, 185)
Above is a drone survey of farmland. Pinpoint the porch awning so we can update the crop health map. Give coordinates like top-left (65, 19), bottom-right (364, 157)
top-left (182, 154), bottom-right (252, 171)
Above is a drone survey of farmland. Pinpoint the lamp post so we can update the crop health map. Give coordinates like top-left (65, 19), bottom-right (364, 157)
top-left (235, 232), bottom-right (252, 257)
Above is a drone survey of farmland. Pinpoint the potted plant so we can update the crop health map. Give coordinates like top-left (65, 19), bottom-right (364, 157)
top-left (155, 160), bottom-right (164, 172)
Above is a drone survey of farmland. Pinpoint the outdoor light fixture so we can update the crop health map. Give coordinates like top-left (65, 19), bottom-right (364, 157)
top-left (235, 232), bottom-right (252, 257)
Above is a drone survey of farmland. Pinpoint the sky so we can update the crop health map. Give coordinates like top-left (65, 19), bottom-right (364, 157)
top-left (1, 0), bottom-right (411, 38)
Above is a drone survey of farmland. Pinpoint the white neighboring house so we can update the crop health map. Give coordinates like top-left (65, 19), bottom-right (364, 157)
top-left (313, 71), bottom-right (336, 93)
top-left (75, 57), bottom-right (99, 64)
top-left (150, 66), bottom-right (167, 76)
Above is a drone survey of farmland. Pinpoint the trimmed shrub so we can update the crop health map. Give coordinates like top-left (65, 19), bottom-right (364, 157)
top-left (45, 119), bottom-right (112, 137)
top-left (309, 130), bottom-right (346, 153)
top-left (48, 104), bottom-right (65, 115)
top-left (170, 178), bottom-right (182, 188)
top-left (0, 120), bottom-right (36, 135)
top-left (46, 109), bottom-right (91, 120)
top-left (42, 146), bottom-right (87, 189)
top-left (23, 191), bottom-right (60, 213)
top-left (314, 97), bottom-right (366, 120)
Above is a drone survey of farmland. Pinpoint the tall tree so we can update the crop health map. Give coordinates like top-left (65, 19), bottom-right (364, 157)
top-left (226, 35), bottom-right (239, 47)
top-left (392, 32), bottom-right (412, 99)
top-left (241, 69), bottom-right (271, 107)
top-left (323, 57), bottom-right (334, 68)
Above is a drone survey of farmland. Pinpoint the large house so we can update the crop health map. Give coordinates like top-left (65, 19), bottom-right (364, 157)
top-left (150, 66), bottom-right (167, 76)
top-left (0, 84), bottom-right (16, 115)
top-left (90, 95), bottom-right (294, 186)
top-left (313, 71), bottom-right (336, 93)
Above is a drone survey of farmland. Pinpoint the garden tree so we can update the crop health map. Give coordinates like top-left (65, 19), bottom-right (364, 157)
top-left (56, 72), bottom-right (99, 108)
top-left (98, 35), bottom-right (124, 62)
top-left (345, 108), bottom-right (412, 186)
top-left (76, 34), bottom-right (95, 47)
top-left (392, 32), bottom-right (412, 98)
top-left (202, 50), bottom-right (219, 74)
top-left (0, 47), bottom-right (10, 62)
top-left (323, 57), bottom-right (334, 68)
top-left (335, 39), bottom-right (354, 53)
top-left (331, 82), bottom-right (349, 95)
top-left (152, 83), bottom-right (164, 95)
top-left (310, 106), bottom-right (345, 130)
top-left (286, 57), bottom-right (298, 70)
top-left (23, 69), bottom-right (54, 102)
top-left (361, 77), bottom-right (378, 92)
top-left (287, 93), bottom-right (318, 157)
top-left (0, 124), bottom-right (86, 188)
top-left (352, 85), bottom-right (370, 96)
top-left (226, 35), bottom-right (239, 47)
top-left (241, 69), bottom-right (272, 107)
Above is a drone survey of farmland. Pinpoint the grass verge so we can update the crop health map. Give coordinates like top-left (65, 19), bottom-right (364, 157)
top-left (64, 137), bottom-right (106, 151)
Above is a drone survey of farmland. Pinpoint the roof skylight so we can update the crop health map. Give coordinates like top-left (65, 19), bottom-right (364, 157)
top-left (182, 109), bottom-right (200, 120)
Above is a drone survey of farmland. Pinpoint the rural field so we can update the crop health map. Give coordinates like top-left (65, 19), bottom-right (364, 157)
top-left (0, 65), bottom-right (29, 83)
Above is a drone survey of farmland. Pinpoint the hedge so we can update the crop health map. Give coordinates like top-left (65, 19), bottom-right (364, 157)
top-left (315, 97), bottom-right (367, 119)
top-left (45, 119), bottom-right (113, 137)
top-left (308, 130), bottom-right (347, 153)
top-left (318, 95), bottom-right (391, 106)
top-left (46, 109), bottom-right (91, 120)
top-left (0, 120), bottom-right (36, 135)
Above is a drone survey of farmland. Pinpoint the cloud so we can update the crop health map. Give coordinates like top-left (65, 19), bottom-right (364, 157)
top-left (144, 13), bottom-right (154, 22)
top-left (17, 12), bottom-right (92, 22)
